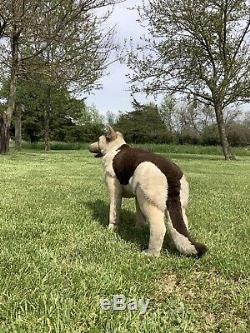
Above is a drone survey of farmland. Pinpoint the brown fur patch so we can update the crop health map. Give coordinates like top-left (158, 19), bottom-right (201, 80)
top-left (113, 144), bottom-right (183, 187)
top-left (113, 144), bottom-right (207, 257)
top-left (167, 195), bottom-right (208, 257)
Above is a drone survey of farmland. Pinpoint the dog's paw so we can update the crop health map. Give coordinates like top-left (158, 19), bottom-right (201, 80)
top-left (141, 249), bottom-right (160, 257)
top-left (107, 224), bottom-right (117, 231)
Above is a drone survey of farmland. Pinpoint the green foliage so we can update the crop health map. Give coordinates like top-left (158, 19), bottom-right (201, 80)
top-left (201, 124), bottom-right (220, 146)
top-left (159, 95), bottom-right (176, 133)
top-left (20, 142), bottom-right (250, 157)
top-left (128, 0), bottom-right (250, 159)
top-left (128, 0), bottom-right (250, 107)
top-left (137, 143), bottom-right (250, 157)
top-left (113, 97), bottom-right (250, 147)
top-left (227, 122), bottom-right (250, 147)
top-left (21, 141), bottom-right (89, 151)
top-left (0, 101), bottom-right (5, 114)
top-left (0, 150), bottom-right (249, 332)
top-left (0, 76), bottom-right (105, 143)
top-left (18, 78), bottom-right (88, 142)
top-left (115, 101), bottom-right (173, 143)
top-left (106, 110), bottom-right (117, 125)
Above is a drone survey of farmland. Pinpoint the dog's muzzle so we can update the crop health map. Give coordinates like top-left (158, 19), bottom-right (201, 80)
top-left (88, 142), bottom-right (103, 158)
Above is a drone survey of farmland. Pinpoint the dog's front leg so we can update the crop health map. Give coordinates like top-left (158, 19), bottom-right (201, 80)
top-left (106, 176), bottom-right (122, 231)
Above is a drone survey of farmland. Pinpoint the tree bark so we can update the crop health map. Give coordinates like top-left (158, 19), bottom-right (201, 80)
top-left (0, 24), bottom-right (19, 154)
top-left (44, 86), bottom-right (51, 152)
top-left (15, 104), bottom-right (23, 151)
top-left (0, 114), bottom-right (10, 154)
top-left (44, 113), bottom-right (50, 152)
top-left (214, 105), bottom-right (235, 160)
top-left (0, 74), bottom-right (17, 154)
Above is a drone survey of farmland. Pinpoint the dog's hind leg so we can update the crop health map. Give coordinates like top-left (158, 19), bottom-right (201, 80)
top-left (180, 175), bottom-right (189, 230)
top-left (135, 198), bottom-right (147, 229)
top-left (136, 188), bottom-right (166, 257)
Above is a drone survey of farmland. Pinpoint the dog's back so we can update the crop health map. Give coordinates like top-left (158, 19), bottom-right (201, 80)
top-left (113, 144), bottom-right (182, 184)
top-left (89, 127), bottom-right (207, 257)
top-left (113, 144), bottom-right (207, 257)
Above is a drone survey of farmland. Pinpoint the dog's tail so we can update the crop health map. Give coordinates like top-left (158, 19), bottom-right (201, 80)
top-left (166, 195), bottom-right (207, 257)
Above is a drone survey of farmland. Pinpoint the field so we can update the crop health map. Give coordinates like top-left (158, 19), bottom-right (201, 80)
top-left (0, 149), bottom-right (249, 332)
top-left (21, 141), bottom-right (250, 157)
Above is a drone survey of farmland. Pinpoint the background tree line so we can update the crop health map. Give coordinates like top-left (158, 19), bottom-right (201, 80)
top-left (0, 74), bottom-right (104, 144)
top-left (127, 0), bottom-right (250, 159)
top-left (113, 97), bottom-right (250, 146)
top-left (1, 0), bottom-right (250, 158)
top-left (1, 76), bottom-right (250, 146)
top-left (0, 0), bottom-right (122, 153)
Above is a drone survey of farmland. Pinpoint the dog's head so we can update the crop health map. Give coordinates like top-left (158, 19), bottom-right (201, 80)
top-left (88, 125), bottom-right (125, 158)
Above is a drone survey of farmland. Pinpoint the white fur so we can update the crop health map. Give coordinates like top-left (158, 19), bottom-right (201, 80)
top-left (180, 175), bottom-right (189, 209)
top-left (137, 189), bottom-right (166, 256)
top-left (167, 214), bottom-right (197, 255)
top-left (180, 175), bottom-right (189, 230)
top-left (91, 130), bottom-right (202, 256)
top-left (102, 149), bottom-right (120, 178)
top-left (129, 162), bottom-right (168, 212)
top-left (101, 134), bottom-right (126, 178)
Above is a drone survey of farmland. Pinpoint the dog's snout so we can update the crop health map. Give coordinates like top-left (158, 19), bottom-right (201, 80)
top-left (89, 142), bottom-right (99, 153)
top-left (89, 143), bottom-right (95, 152)
top-left (89, 142), bottom-right (103, 158)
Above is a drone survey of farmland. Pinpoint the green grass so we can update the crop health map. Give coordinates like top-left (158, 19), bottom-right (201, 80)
top-left (21, 141), bottom-right (250, 157)
top-left (138, 143), bottom-right (250, 157)
top-left (21, 141), bottom-right (89, 151)
top-left (0, 150), bottom-right (249, 332)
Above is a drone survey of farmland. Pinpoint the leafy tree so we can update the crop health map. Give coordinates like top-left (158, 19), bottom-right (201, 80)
top-left (78, 105), bottom-right (104, 126)
top-left (128, 0), bottom-right (250, 159)
top-left (159, 95), bottom-right (176, 134)
top-left (115, 99), bottom-right (172, 143)
top-left (0, 76), bottom-right (87, 143)
top-left (0, 0), bottom-right (123, 153)
top-left (0, 1), bottom-right (7, 38)
top-left (106, 110), bottom-right (117, 125)
top-left (73, 104), bottom-right (104, 142)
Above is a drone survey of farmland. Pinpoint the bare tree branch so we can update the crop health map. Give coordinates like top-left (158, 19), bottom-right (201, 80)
top-left (127, 0), bottom-right (250, 159)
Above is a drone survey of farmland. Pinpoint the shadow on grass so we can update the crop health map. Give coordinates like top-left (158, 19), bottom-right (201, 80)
top-left (85, 199), bottom-right (176, 254)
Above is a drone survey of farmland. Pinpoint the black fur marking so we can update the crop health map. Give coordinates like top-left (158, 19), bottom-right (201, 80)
top-left (113, 144), bottom-right (208, 257)
top-left (167, 195), bottom-right (208, 257)
top-left (113, 144), bottom-right (183, 186)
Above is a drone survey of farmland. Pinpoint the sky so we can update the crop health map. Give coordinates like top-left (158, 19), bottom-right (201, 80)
top-left (87, 1), bottom-right (160, 115)
top-left (87, 1), bottom-right (250, 116)
top-left (1, 1), bottom-right (248, 115)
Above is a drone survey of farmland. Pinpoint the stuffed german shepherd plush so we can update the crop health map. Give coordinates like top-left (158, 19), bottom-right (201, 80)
top-left (89, 126), bottom-right (207, 257)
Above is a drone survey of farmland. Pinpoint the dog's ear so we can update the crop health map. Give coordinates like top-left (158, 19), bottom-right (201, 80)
top-left (106, 125), bottom-right (117, 141)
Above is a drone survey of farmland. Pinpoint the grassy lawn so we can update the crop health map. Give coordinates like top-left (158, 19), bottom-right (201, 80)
top-left (21, 141), bottom-right (250, 157)
top-left (0, 149), bottom-right (249, 332)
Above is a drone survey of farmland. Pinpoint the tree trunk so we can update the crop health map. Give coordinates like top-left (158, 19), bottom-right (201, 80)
top-left (15, 104), bottom-right (23, 151)
top-left (44, 113), bottom-right (50, 152)
top-left (0, 72), bottom-right (17, 153)
top-left (44, 86), bottom-right (51, 152)
top-left (214, 105), bottom-right (235, 160)
top-left (0, 114), bottom-right (10, 154)
top-left (0, 24), bottom-right (18, 154)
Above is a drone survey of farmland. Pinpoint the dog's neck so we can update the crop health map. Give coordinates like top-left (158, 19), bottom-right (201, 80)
top-left (103, 136), bottom-right (127, 156)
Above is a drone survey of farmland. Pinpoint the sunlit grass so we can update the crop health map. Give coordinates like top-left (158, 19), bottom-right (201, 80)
top-left (20, 141), bottom-right (250, 157)
top-left (0, 150), bottom-right (249, 332)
